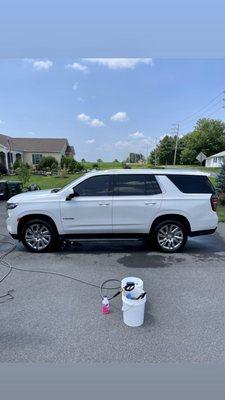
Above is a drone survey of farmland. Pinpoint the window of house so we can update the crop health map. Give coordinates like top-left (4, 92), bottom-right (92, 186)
top-left (32, 154), bottom-right (43, 165)
top-left (213, 157), bottom-right (217, 163)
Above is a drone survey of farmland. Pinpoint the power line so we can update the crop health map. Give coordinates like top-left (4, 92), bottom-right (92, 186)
top-left (177, 91), bottom-right (224, 124)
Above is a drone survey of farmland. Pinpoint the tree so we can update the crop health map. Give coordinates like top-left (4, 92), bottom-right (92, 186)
top-left (38, 156), bottom-right (58, 171)
top-left (126, 153), bottom-right (145, 163)
top-left (148, 135), bottom-right (184, 165)
top-left (81, 158), bottom-right (86, 163)
top-left (16, 163), bottom-right (31, 186)
top-left (180, 118), bottom-right (225, 165)
top-left (97, 158), bottom-right (103, 163)
top-left (215, 164), bottom-right (225, 194)
top-left (113, 159), bottom-right (119, 163)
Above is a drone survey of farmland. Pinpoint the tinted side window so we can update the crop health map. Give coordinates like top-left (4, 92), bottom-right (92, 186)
top-left (115, 175), bottom-right (146, 195)
top-left (74, 175), bottom-right (110, 196)
top-left (114, 174), bottom-right (162, 196)
top-left (167, 175), bottom-right (215, 194)
top-left (146, 175), bottom-right (162, 195)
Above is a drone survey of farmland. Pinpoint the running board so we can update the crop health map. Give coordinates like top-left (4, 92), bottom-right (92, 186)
top-left (60, 233), bottom-right (148, 242)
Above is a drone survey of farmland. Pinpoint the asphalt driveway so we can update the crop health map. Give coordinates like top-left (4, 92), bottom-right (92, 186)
top-left (0, 201), bottom-right (225, 362)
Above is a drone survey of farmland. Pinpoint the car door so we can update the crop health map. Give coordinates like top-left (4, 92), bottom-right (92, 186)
top-left (112, 174), bottom-right (162, 233)
top-left (60, 174), bottom-right (113, 234)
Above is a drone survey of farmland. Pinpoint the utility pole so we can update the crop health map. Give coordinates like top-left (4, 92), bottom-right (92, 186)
top-left (172, 123), bottom-right (179, 166)
top-left (154, 137), bottom-right (158, 166)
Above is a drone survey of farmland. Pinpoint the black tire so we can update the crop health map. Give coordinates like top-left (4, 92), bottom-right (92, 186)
top-left (150, 219), bottom-right (187, 253)
top-left (21, 218), bottom-right (59, 253)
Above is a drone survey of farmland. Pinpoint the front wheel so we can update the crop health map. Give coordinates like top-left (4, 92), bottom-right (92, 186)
top-left (151, 220), bottom-right (187, 253)
top-left (21, 219), bottom-right (59, 252)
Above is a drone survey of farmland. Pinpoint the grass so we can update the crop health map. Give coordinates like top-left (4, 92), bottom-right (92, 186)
top-left (3, 164), bottom-right (225, 222)
top-left (217, 206), bottom-right (225, 222)
top-left (6, 173), bottom-right (83, 190)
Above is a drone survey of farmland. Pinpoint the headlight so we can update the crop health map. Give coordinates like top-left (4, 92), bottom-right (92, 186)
top-left (7, 203), bottom-right (18, 210)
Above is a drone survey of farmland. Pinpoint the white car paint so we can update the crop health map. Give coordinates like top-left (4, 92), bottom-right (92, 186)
top-left (6, 169), bottom-right (218, 242)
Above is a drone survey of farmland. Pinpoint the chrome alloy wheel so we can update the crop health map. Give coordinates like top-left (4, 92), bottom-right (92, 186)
top-left (157, 223), bottom-right (184, 251)
top-left (25, 223), bottom-right (51, 251)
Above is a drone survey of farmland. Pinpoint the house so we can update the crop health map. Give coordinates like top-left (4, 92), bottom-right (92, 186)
top-left (205, 151), bottom-right (225, 168)
top-left (0, 133), bottom-right (75, 171)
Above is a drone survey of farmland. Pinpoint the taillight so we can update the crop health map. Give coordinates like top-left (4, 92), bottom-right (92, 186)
top-left (211, 194), bottom-right (218, 211)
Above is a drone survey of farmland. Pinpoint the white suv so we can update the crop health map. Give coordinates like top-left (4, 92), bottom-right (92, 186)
top-left (6, 169), bottom-right (218, 253)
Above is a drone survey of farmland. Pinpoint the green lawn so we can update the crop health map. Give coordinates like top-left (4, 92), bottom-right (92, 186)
top-left (217, 206), bottom-right (225, 222)
top-left (6, 173), bottom-right (83, 190)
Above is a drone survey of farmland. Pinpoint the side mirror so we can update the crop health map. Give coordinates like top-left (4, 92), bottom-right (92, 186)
top-left (65, 189), bottom-right (79, 201)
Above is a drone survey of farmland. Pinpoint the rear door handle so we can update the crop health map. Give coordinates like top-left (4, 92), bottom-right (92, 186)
top-left (99, 202), bottom-right (110, 206)
top-left (145, 201), bottom-right (156, 205)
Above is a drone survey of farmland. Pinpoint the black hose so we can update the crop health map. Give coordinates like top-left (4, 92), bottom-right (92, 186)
top-left (0, 234), bottom-right (121, 301)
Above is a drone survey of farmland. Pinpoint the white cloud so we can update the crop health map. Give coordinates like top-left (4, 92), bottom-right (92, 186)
top-left (86, 139), bottom-right (95, 144)
top-left (66, 62), bottom-right (88, 72)
top-left (24, 59), bottom-right (53, 71)
top-left (115, 140), bottom-right (131, 149)
top-left (77, 113), bottom-right (90, 122)
top-left (89, 118), bottom-right (104, 128)
top-left (111, 112), bottom-right (128, 122)
top-left (0, 119), bottom-right (5, 124)
top-left (77, 113), bottom-right (104, 127)
top-left (82, 58), bottom-right (153, 70)
top-left (129, 130), bottom-right (144, 139)
top-left (73, 82), bottom-right (78, 90)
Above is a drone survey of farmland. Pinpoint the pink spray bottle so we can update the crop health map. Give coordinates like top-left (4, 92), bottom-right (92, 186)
top-left (102, 296), bottom-right (110, 314)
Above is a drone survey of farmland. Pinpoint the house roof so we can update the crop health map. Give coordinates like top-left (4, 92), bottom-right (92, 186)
top-left (206, 150), bottom-right (225, 159)
top-left (0, 133), bottom-right (74, 154)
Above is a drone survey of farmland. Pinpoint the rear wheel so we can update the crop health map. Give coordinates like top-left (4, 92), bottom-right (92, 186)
top-left (21, 219), bottom-right (59, 252)
top-left (151, 220), bottom-right (187, 253)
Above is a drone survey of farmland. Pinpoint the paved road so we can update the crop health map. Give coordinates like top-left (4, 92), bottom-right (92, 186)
top-left (0, 201), bottom-right (225, 362)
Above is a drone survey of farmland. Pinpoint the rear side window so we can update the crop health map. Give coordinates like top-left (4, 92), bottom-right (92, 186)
top-left (73, 175), bottom-right (111, 196)
top-left (114, 174), bottom-right (162, 196)
top-left (146, 175), bottom-right (162, 195)
top-left (167, 175), bottom-right (215, 194)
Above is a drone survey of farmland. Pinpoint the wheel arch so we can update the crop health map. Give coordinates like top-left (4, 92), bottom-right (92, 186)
top-left (150, 214), bottom-right (191, 235)
top-left (17, 214), bottom-right (59, 237)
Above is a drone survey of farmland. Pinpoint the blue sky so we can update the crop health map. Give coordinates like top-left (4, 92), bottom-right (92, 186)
top-left (0, 58), bottom-right (224, 161)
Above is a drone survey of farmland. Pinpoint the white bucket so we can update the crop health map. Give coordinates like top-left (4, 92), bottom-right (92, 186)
top-left (121, 277), bottom-right (143, 298)
top-left (122, 288), bottom-right (146, 327)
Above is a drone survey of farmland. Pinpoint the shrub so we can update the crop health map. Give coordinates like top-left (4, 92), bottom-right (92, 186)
top-left (0, 163), bottom-right (7, 175)
top-left (216, 164), bottom-right (225, 194)
top-left (13, 159), bottom-right (22, 170)
top-left (92, 163), bottom-right (99, 170)
top-left (37, 156), bottom-right (58, 171)
top-left (220, 196), bottom-right (225, 206)
top-left (16, 163), bottom-right (31, 186)
top-left (61, 156), bottom-right (84, 173)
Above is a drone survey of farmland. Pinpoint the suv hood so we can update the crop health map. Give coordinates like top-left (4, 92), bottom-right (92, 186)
top-left (7, 189), bottom-right (60, 203)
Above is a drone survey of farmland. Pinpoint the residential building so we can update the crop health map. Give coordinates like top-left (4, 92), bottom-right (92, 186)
top-left (0, 133), bottom-right (75, 171)
top-left (205, 151), bottom-right (225, 167)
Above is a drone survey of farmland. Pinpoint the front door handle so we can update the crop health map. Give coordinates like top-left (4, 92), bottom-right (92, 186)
top-left (145, 201), bottom-right (156, 205)
top-left (99, 202), bottom-right (110, 206)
